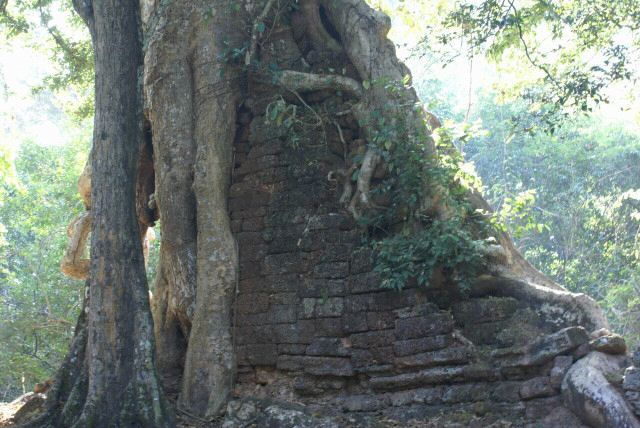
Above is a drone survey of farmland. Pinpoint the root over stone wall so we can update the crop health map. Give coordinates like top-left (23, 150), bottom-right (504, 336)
top-left (224, 75), bottom-right (640, 427)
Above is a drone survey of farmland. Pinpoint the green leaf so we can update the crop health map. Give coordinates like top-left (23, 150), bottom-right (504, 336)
top-left (256, 21), bottom-right (266, 34)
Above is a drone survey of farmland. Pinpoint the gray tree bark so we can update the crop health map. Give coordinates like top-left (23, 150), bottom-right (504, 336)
top-left (22, 0), bottom-right (174, 426)
top-left (144, 0), bottom-right (243, 418)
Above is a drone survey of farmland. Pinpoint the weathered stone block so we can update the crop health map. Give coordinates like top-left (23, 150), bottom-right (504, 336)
top-left (301, 297), bottom-right (344, 318)
top-left (394, 347), bottom-right (471, 369)
top-left (344, 294), bottom-right (375, 313)
top-left (590, 334), bottom-right (627, 355)
top-left (351, 347), bottom-right (394, 370)
top-left (321, 243), bottom-right (353, 262)
top-left (276, 355), bottom-right (306, 371)
top-left (269, 292), bottom-right (298, 305)
top-left (550, 355), bottom-right (574, 388)
top-left (237, 312), bottom-right (269, 326)
top-left (229, 192), bottom-right (270, 212)
top-left (231, 219), bottom-right (242, 233)
top-left (442, 383), bottom-right (490, 403)
top-left (274, 321), bottom-right (315, 344)
top-left (295, 231), bottom-right (327, 252)
top-left (350, 249), bottom-right (373, 274)
top-left (523, 396), bottom-right (563, 419)
top-left (267, 237), bottom-right (300, 254)
top-left (349, 272), bottom-right (383, 294)
top-left (366, 311), bottom-right (395, 330)
top-left (370, 366), bottom-right (467, 391)
top-left (393, 335), bottom-right (451, 357)
top-left (292, 356), bottom-right (355, 377)
top-left (624, 367), bottom-right (640, 391)
top-left (394, 313), bottom-right (455, 340)
top-left (305, 213), bottom-right (348, 231)
top-left (293, 376), bottom-right (345, 396)
top-left (314, 317), bottom-right (344, 337)
top-left (269, 305), bottom-right (298, 323)
top-left (491, 381), bottom-right (523, 403)
top-left (516, 326), bottom-right (589, 367)
top-left (239, 258), bottom-right (262, 280)
top-left (266, 274), bottom-right (300, 293)
top-left (240, 243), bottom-right (268, 262)
top-left (387, 387), bottom-right (444, 406)
top-left (519, 377), bottom-right (555, 399)
top-left (350, 330), bottom-right (394, 348)
top-left (236, 325), bottom-right (276, 345)
top-left (374, 289), bottom-right (425, 311)
top-left (246, 344), bottom-right (278, 366)
top-left (306, 338), bottom-right (350, 357)
top-left (452, 297), bottom-right (518, 324)
top-left (299, 279), bottom-right (346, 298)
top-left (236, 293), bottom-right (270, 314)
top-left (263, 253), bottom-right (309, 275)
top-left (531, 405), bottom-right (586, 428)
top-left (342, 313), bottom-right (368, 333)
top-left (313, 262), bottom-right (349, 279)
top-left (393, 303), bottom-right (440, 319)
top-left (278, 343), bottom-right (307, 355)
top-left (339, 395), bottom-right (388, 412)
top-left (231, 206), bottom-right (267, 220)
top-left (242, 217), bottom-right (264, 232)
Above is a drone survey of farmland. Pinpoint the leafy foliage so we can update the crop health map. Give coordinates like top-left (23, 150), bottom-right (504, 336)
top-left (0, 138), bottom-right (87, 400)
top-left (431, 0), bottom-right (640, 125)
top-left (467, 93), bottom-right (640, 343)
top-left (1, 0), bottom-right (93, 118)
top-left (363, 80), bottom-right (494, 291)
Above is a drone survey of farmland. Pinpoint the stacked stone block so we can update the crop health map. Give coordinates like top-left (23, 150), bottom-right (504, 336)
top-left (228, 102), bottom-right (599, 426)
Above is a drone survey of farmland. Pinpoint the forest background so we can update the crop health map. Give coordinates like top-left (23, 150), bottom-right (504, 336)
top-left (0, 0), bottom-right (639, 402)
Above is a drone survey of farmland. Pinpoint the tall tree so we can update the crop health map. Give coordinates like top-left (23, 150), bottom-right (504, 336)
top-left (23, 0), bottom-right (173, 426)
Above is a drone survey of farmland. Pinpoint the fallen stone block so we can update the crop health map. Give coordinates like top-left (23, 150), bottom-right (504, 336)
top-left (550, 355), bottom-right (574, 389)
top-left (519, 377), bottom-right (555, 400)
top-left (590, 333), bottom-right (627, 355)
top-left (516, 326), bottom-right (589, 367)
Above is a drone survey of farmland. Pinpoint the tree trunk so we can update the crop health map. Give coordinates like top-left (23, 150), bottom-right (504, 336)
top-left (143, 1), bottom-right (244, 418)
top-left (23, 0), bottom-right (173, 426)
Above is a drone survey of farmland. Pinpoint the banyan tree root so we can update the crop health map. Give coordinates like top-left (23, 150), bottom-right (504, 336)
top-left (61, 211), bottom-right (92, 280)
top-left (348, 148), bottom-right (381, 219)
top-left (62, 134), bottom-right (157, 282)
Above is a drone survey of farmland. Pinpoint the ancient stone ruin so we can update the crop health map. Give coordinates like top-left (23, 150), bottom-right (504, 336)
top-left (220, 100), bottom-right (640, 427)
top-left (47, 1), bottom-right (640, 426)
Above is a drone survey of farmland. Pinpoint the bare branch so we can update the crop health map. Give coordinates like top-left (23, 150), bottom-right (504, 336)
top-left (507, 0), bottom-right (561, 90)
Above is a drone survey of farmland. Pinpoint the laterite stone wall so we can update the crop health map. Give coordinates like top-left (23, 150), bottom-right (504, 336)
top-left (227, 101), bottom-right (592, 426)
